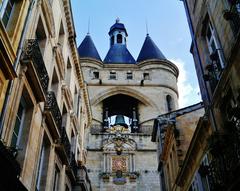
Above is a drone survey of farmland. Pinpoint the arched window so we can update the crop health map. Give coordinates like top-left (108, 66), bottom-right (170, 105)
top-left (117, 34), bottom-right (122, 43)
top-left (166, 95), bottom-right (174, 112)
top-left (111, 36), bottom-right (114, 46)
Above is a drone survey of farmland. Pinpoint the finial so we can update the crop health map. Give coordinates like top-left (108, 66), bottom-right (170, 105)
top-left (87, 17), bottom-right (90, 35)
top-left (116, 17), bottom-right (120, 23)
top-left (146, 19), bottom-right (149, 36)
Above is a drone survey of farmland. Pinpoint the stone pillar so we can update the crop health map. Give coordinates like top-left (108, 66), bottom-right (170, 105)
top-left (131, 107), bottom-right (138, 133)
top-left (103, 108), bottom-right (109, 131)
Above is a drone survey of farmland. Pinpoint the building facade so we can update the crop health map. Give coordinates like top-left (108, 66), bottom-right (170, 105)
top-left (0, 0), bottom-right (91, 190)
top-left (78, 19), bottom-right (179, 191)
top-left (179, 0), bottom-right (240, 190)
top-left (152, 102), bottom-right (206, 191)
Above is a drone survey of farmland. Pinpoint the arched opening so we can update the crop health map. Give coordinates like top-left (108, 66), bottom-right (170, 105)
top-left (102, 94), bottom-right (139, 133)
top-left (117, 34), bottom-right (122, 44)
top-left (166, 95), bottom-right (174, 112)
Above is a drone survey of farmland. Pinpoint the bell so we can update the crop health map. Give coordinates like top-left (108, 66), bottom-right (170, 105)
top-left (114, 115), bottom-right (128, 128)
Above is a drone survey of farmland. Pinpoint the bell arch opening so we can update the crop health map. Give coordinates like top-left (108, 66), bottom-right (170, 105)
top-left (102, 94), bottom-right (140, 133)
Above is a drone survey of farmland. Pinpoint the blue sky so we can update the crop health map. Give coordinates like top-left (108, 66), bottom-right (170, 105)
top-left (71, 0), bottom-right (202, 108)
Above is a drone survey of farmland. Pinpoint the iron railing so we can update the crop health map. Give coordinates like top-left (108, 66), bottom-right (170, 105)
top-left (61, 127), bottom-right (71, 160)
top-left (206, 107), bottom-right (240, 190)
top-left (21, 39), bottom-right (49, 93)
top-left (70, 152), bottom-right (78, 177)
top-left (45, 91), bottom-right (62, 133)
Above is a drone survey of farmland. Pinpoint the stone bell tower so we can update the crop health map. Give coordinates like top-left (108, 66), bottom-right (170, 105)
top-left (78, 19), bottom-right (179, 191)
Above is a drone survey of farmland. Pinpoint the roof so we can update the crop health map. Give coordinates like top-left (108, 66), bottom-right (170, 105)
top-left (104, 44), bottom-right (136, 64)
top-left (137, 34), bottom-right (166, 62)
top-left (78, 34), bottom-right (102, 61)
top-left (109, 22), bottom-right (128, 36)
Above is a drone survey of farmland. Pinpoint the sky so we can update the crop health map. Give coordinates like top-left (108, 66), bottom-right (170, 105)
top-left (71, 0), bottom-right (202, 108)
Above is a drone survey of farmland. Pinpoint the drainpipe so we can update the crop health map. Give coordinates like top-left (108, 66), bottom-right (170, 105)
top-left (179, 0), bottom-right (218, 131)
top-left (0, 0), bottom-right (36, 136)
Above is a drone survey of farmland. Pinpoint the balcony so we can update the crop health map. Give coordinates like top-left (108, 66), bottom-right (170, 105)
top-left (223, 1), bottom-right (240, 36)
top-left (44, 91), bottom-right (62, 138)
top-left (206, 127), bottom-right (240, 190)
top-left (0, 141), bottom-right (28, 190)
top-left (66, 152), bottom-right (78, 181)
top-left (21, 39), bottom-right (49, 102)
top-left (55, 127), bottom-right (71, 164)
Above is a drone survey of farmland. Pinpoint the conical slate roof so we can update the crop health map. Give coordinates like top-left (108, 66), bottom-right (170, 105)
top-left (137, 34), bottom-right (166, 62)
top-left (78, 34), bottom-right (102, 61)
top-left (104, 44), bottom-right (136, 64)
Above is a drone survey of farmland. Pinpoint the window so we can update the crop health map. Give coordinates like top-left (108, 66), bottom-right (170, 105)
top-left (205, 22), bottom-right (224, 79)
top-left (51, 68), bottom-right (59, 96)
top-left (93, 71), bottom-right (99, 79)
top-left (36, 17), bottom-right (47, 56)
top-left (117, 34), bottom-right (122, 44)
top-left (143, 73), bottom-right (150, 80)
top-left (1, 0), bottom-right (14, 27)
top-left (109, 72), bottom-right (116, 80)
top-left (36, 136), bottom-right (51, 191)
top-left (126, 72), bottom-right (133, 80)
top-left (66, 59), bottom-right (72, 86)
top-left (11, 91), bottom-right (34, 167)
top-left (71, 131), bottom-right (76, 155)
top-left (73, 87), bottom-right (79, 115)
top-left (53, 165), bottom-right (60, 191)
top-left (58, 21), bottom-right (65, 48)
top-left (166, 95), bottom-right (174, 112)
top-left (62, 104), bottom-right (67, 128)
top-left (11, 98), bottom-right (26, 148)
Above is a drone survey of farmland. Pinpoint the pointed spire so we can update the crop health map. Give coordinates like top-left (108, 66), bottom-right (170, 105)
top-left (78, 34), bottom-right (102, 61)
top-left (87, 17), bottom-right (90, 35)
top-left (145, 19), bottom-right (149, 36)
top-left (137, 35), bottom-right (166, 62)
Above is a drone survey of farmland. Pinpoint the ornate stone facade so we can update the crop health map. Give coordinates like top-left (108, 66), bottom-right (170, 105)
top-left (78, 19), bottom-right (179, 191)
top-left (0, 0), bottom-right (91, 190)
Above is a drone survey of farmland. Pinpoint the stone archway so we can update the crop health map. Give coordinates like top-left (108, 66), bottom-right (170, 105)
top-left (91, 87), bottom-right (157, 108)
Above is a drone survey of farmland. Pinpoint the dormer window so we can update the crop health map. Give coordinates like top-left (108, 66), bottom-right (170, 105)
top-left (117, 34), bottom-right (122, 44)
top-left (143, 73), bottom-right (150, 80)
top-left (110, 72), bottom-right (116, 80)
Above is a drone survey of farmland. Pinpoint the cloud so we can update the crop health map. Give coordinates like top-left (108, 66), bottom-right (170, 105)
top-left (170, 58), bottom-right (201, 108)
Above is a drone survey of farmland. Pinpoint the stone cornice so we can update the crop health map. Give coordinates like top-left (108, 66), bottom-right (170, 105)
top-left (68, 37), bottom-right (92, 127)
top-left (62, 0), bottom-right (92, 127)
top-left (63, 0), bottom-right (75, 38)
top-left (80, 58), bottom-right (103, 68)
top-left (137, 59), bottom-right (179, 78)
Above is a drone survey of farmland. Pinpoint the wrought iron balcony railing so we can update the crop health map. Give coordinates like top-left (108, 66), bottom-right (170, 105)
top-left (21, 39), bottom-right (49, 95)
top-left (44, 91), bottom-right (62, 135)
top-left (205, 120), bottom-right (240, 190)
top-left (224, 0), bottom-right (240, 36)
top-left (55, 127), bottom-right (71, 165)
top-left (61, 127), bottom-right (71, 160)
top-left (70, 152), bottom-right (78, 178)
